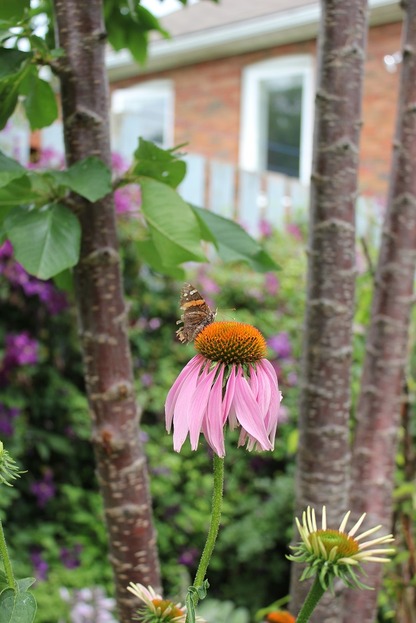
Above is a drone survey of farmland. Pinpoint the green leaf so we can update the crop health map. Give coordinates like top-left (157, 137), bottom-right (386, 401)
top-left (0, 589), bottom-right (37, 623)
top-left (135, 4), bottom-right (169, 38)
top-left (0, 48), bottom-right (32, 80)
top-left (0, 0), bottom-right (30, 22)
top-left (4, 203), bottom-right (81, 279)
top-left (52, 269), bottom-right (74, 294)
top-left (20, 69), bottom-right (58, 130)
top-left (16, 578), bottom-right (36, 592)
top-left (137, 238), bottom-right (185, 279)
top-left (139, 177), bottom-right (206, 266)
top-left (0, 176), bottom-right (35, 206)
top-left (0, 150), bottom-right (26, 188)
top-left (0, 77), bottom-right (20, 130)
top-left (52, 157), bottom-right (112, 202)
top-left (192, 206), bottom-right (279, 273)
top-left (132, 138), bottom-right (187, 189)
top-left (0, 571), bottom-right (8, 594)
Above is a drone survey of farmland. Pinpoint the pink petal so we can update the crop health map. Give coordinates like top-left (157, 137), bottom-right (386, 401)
top-left (165, 355), bottom-right (205, 431)
top-left (233, 369), bottom-right (272, 451)
top-left (259, 359), bottom-right (282, 435)
top-left (204, 367), bottom-right (226, 457)
top-left (222, 365), bottom-right (237, 424)
top-left (189, 363), bottom-right (220, 450)
top-left (172, 365), bottom-right (201, 452)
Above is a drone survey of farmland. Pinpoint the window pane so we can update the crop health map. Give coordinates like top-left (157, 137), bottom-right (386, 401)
top-left (266, 78), bottom-right (302, 178)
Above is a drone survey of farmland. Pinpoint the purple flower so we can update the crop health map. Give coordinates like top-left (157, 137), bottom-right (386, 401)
top-left (0, 404), bottom-right (20, 436)
top-left (178, 547), bottom-right (199, 567)
top-left (60, 587), bottom-right (117, 623)
top-left (0, 240), bottom-right (13, 260)
top-left (259, 218), bottom-right (274, 238)
top-left (111, 152), bottom-right (129, 175)
top-left (30, 548), bottom-right (48, 581)
top-left (268, 332), bottom-right (292, 360)
top-left (60, 544), bottom-right (83, 569)
top-left (114, 185), bottom-right (141, 215)
top-left (286, 222), bottom-right (303, 241)
top-left (4, 332), bottom-right (39, 368)
top-left (140, 373), bottom-right (153, 388)
top-left (0, 241), bottom-right (68, 314)
top-left (264, 272), bottom-right (280, 297)
top-left (27, 148), bottom-right (64, 170)
top-left (30, 469), bottom-right (56, 508)
top-left (148, 317), bottom-right (161, 330)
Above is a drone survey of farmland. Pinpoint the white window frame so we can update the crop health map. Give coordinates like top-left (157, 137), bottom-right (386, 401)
top-left (239, 55), bottom-right (314, 185)
top-left (111, 79), bottom-right (174, 157)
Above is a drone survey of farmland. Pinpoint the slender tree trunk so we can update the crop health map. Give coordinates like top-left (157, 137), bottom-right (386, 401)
top-left (289, 1), bottom-right (368, 620)
top-left (52, 1), bottom-right (161, 620)
top-left (345, 2), bottom-right (416, 621)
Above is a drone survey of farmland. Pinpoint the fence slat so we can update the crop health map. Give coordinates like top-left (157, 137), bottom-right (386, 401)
top-left (180, 154), bottom-right (206, 207)
top-left (238, 170), bottom-right (262, 236)
top-left (209, 160), bottom-right (235, 218)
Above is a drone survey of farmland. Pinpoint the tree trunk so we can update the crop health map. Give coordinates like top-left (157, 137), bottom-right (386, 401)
top-left (52, 1), bottom-right (161, 620)
top-left (345, 2), bottom-right (416, 621)
top-left (289, 0), bottom-right (368, 620)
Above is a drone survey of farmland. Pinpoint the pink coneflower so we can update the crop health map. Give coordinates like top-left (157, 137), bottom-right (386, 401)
top-left (165, 321), bottom-right (282, 457)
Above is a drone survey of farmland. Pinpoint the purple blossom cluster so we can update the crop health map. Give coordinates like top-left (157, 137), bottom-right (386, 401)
top-left (30, 548), bottom-right (49, 581)
top-left (30, 468), bottom-right (56, 508)
top-left (0, 403), bottom-right (20, 436)
top-left (0, 240), bottom-right (68, 315)
top-left (0, 331), bottom-right (39, 386)
top-left (60, 587), bottom-right (117, 623)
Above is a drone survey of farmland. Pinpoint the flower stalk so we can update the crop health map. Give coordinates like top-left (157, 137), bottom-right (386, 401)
top-left (0, 519), bottom-right (16, 590)
top-left (193, 455), bottom-right (224, 590)
top-left (295, 576), bottom-right (325, 623)
top-left (186, 455), bottom-right (224, 623)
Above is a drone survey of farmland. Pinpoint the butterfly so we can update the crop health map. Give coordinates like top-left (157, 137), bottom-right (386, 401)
top-left (176, 283), bottom-right (216, 343)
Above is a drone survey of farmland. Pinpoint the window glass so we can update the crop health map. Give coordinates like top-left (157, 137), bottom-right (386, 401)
top-left (265, 76), bottom-right (302, 178)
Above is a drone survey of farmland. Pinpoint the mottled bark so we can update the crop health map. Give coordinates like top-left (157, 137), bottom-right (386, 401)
top-left (52, 1), bottom-right (161, 620)
top-left (290, 0), bottom-right (368, 620)
top-left (345, 1), bottom-right (416, 621)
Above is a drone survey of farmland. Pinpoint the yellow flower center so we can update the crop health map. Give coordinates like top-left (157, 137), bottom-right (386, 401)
top-left (315, 529), bottom-right (359, 557)
top-left (194, 321), bottom-right (267, 364)
top-left (152, 598), bottom-right (184, 619)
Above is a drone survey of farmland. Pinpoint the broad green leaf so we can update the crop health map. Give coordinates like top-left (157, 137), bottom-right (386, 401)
top-left (135, 5), bottom-right (170, 38)
top-left (0, 48), bottom-right (32, 80)
top-left (137, 238), bottom-right (185, 279)
top-left (192, 205), bottom-right (279, 272)
top-left (52, 157), bottom-right (112, 202)
top-left (0, 570), bottom-right (8, 593)
top-left (4, 203), bottom-right (81, 279)
top-left (0, 176), bottom-right (35, 206)
top-left (52, 269), bottom-right (74, 294)
top-left (0, 150), bottom-right (26, 188)
top-left (0, 77), bottom-right (20, 130)
top-left (16, 578), bottom-right (36, 592)
top-left (20, 69), bottom-right (58, 130)
top-left (139, 177), bottom-right (205, 266)
top-left (132, 138), bottom-right (187, 189)
top-left (0, 588), bottom-right (37, 623)
top-left (0, 0), bottom-right (30, 21)
top-left (126, 29), bottom-right (148, 64)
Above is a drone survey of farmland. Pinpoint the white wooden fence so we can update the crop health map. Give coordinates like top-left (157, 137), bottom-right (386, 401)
top-left (0, 119), bottom-right (385, 244)
top-left (180, 153), bottom-right (385, 243)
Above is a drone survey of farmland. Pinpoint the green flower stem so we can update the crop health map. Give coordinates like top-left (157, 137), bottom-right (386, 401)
top-left (296, 575), bottom-right (326, 623)
top-left (0, 519), bottom-right (17, 590)
top-left (193, 454), bottom-right (224, 596)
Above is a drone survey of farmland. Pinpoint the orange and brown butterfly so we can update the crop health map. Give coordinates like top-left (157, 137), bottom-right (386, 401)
top-left (176, 283), bottom-right (216, 343)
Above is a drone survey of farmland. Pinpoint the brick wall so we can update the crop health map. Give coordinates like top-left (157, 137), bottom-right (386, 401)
top-left (112, 21), bottom-right (401, 199)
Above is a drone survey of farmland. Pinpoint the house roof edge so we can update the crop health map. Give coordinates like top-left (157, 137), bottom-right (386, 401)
top-left (107, 0), bottom-right (402, 81)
